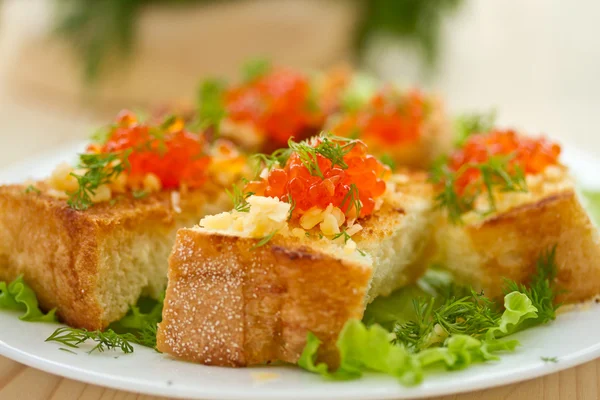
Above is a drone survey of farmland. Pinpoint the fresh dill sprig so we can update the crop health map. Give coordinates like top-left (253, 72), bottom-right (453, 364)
top-left (340, 183), bottom-right (362, 218)
top-left (132, 190), bottom-right (148, 199)
top-left (332, 229), bottom-right (352, 243)
top-left (454, 110), bottom-right (497, 146)
top-left (287, 134), bottom-right (358, 179)
top-left (250, 148), bottom-right (292, 179)
top-left (46, 327), bottom-right (136, 354)
top-left (196, 78), bottom-right (227, 135)
top-left (250, 231), bottom-right (278, 251)
top-left (430, 153), bottom-right (528, 224)
top-left (503, 245), bottom-right (561, 326)
top-left (226, 184), bottom-right (253, 213)
top-left (287, 194), bottom-right (296, 221)
top-left (67, 150), bottom-right (132, 211)
top-left (394, 248), bottom-right (560, 353)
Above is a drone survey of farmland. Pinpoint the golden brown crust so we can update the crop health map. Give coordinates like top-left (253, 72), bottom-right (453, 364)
top-left (156, 229), bottom-right (371, 367)
top-left (0, 184), bottom-right (220, 330)
top-left (434, 190), bottom-right (600, 303)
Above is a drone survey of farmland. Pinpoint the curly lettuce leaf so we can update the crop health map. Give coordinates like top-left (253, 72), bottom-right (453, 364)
top-left (487, 292), bottom-right (538, 340)
top-left (0, 276), bottom-right (57, 322)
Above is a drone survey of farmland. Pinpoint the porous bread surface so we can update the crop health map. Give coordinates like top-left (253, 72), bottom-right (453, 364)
top-left (157, 230), bottom-right (372, 367)
top-left (0, 184), bottom-right (226, 330)
top-left (157, 173), bottom-right (436, 366)
top-left (434, 167), bottom-right (600, 303)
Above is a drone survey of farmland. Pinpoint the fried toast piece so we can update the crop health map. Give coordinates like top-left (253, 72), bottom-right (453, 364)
top-left (0, 184), bottom-right (229, 330)
top-left (157, 175), bottom-right (435, 367)
top-left (433, 166), bottom-right (600, 303)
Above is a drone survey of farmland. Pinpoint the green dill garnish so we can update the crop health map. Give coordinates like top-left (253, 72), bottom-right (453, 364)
top-left (393, 247), bottom-right (560, 353)
top-left (379, 154), bottom-right (396, 171)
top-left (59, 347), bottom-right (78, 355)
top-left (340, 183), bottom-right (362, 218)
top-left (132, 190), bottom-right (148, 199)
top-left (242, 59), bottom-right (271, 82)
top-left (332, 229), bottom-right (352, 243)
top-left (250, 231), bottom-right (278, 251)
top-left (454, 110), bottom-right (496, 146)
top-left (503, 246), bottom-right (561, 326)
top-left (541, 356), bottom-right (558, 363)
top-left (305, 232), bottom-right (311, 238)
top-left (24, 185), bottom-right (41, 195)
top-left (357, 249), bottom-right (367, 256)
top-left (226, 184), bottom-right (253, 213)
top-left (67, 150), bottom-right (131, 211)
top-left (196, 79), bottom-right (227, 134)
top-left (287, 133), bottom-right (358, 179)
top-left (90, 124), bottom-right (115, 145)
top-left (250, 148), bottom-right (292, 179)
top-left (46, 327), bottom-right (136, 354)
top-left (430, 153), bottom-right (528, 224)
top-left (287, 194), bottom-right (296, 221)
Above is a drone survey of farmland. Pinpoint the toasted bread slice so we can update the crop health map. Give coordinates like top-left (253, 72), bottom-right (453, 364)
top-left (432, 166), bottom-right (600, 303)
top-left (157, 174), bottom-right (435, 366)
top-left (0, 183), bottom-right (229, 330)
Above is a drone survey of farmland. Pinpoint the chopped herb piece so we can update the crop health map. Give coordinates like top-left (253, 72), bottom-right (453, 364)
top-left (226, 184), bottom-right (253, 213)
top-left (242, 59), bottom-right (271, 82)
top-left (332, 229), bottom-right (352, 243)
top-left (430, 153), bottom-right (528, 224)
top-left (59, 347), bottom-right (77, 355)
top-left (132, 190), bottom-right (148, 199)
top-left (541, 356), bottom-right (558, 363)
top-left (305, 232), bottom-right (311, 238)
top-left (357, 249), bottom-right (367, 257)
top-left (46, 327), bottom-right (136, 354)
top-left (287, 133), bottom-right (358, 178)
top-left (287, 194), bottom-right (296, 221)
top-left (68, 150), bottom-right (131, 211)
top-left (379, 154), bottom-right (396, 171)
top-left (340, 183), bottom-right (362, 218)
top-left (250, 231), bottom-right (278, 251)
top-left (454, 110), bottom-right (496, 146)
top-left (197, 79), bottom-right (227, 134)
top-left (24, 185), bottom-right (40, 194)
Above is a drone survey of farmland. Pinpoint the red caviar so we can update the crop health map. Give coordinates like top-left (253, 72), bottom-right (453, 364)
top-left (449, 130), bottom-right (561, 192)
top-left (332, 88), bottom-right (426, 145)
top-left (245, 138), bottom-right (390, 219)
top-left (91, 110), bottom-right (210, 190)
top-left (225, 68), bottom-right (323, 147)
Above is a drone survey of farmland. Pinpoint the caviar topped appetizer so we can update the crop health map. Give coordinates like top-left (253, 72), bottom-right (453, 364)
top-left (432, 129), bottom-right (600, 302)
top-left (329, 87), bottom-right (451, 169)
top-left (0, 111), bottom-right (247, 330)
top-left (157, 133), bottom-right (437, 366)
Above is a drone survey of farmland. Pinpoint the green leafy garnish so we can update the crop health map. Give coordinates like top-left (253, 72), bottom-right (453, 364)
top-left (250, 148), bottom-right (293, 179)
top-left (430, 154), bottom-right (528, 224)
top-left (226, 184), bottom-right (253, 213)
top-left (340, 183), bottom-right (362, 218)
top-left (0, 276), bottom-right (57, 322)
top-left (250, 231), bottom-right (278, 251)
top-left (287, 134), bottom-right (358, 179)
top-left (46, 327), bottom-right (136, 354)
top-left (132, 190), bottom-right (148, 199)
top-left (582, 190), bottom-right (600, 225)
top-left (68, 150), bottom-right (131, 211)
top-left (196, 79), bottom-right (227, 134)
top-left (24, 185), bottom-right (41, 195)
top-left (242, 59), bottom-right (271, 82)
top-left (340, 74), bottom-right (378, 113)
top-left (109, 294), bottom-right (165, 349)
top-left (300, 248), bottom-right (561, 384)
top-left (454, 110), bottom-right (496, 146)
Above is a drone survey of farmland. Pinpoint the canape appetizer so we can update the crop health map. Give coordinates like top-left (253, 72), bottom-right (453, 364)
top-left (431, 130), bottom-right (600, 302)
top-left (157, 134), bottom-right (436, 366)
top-left (328, 86), bottom-right (451, 169)
top-left (0, 111), bottom-right (247, 330)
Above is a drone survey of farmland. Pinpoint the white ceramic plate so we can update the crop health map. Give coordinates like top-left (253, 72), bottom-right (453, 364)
top-left (0, 141), bottom-right (599, 400)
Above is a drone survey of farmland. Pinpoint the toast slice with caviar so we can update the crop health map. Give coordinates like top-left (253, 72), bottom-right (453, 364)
top-left (157, 135), bottom-right (436, 367)
top-left (431, 130), bottom-right (600, 303)
top-left (0, 111), bottom-right (247, 330)
top-left (327, 86), bottom-right (451, 170)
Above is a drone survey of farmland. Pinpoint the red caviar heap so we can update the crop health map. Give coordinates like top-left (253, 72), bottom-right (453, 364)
top-left (92, 110), bottom-right (211, 190)
top-left (246, 136), bottom-right (390, 219)
top-left (332, 88), bottom-right (426, 145)
top-left (225, 68), bottom-right (324, 146)
top-left (449, 130), bottom-right (561, 192)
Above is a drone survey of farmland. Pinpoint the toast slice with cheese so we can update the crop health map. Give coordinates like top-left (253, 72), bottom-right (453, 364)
top-left (431, 130), bottom-right (600, 303)
top-left (157, 170), bottom-right (436, 367)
